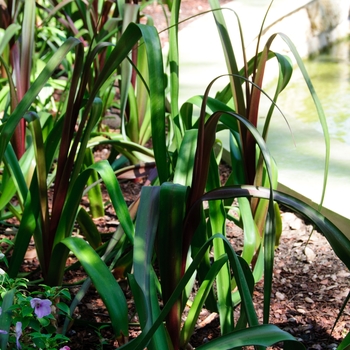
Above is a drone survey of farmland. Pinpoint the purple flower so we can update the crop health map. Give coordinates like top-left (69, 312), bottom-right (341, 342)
top-left (15, 322), bottom-right (22, 349)
top-left (30, 298), bottom-right (52, 318)
top-left (59, 346), bottom-right (70, 350)
top-left (0, 329), bottom-right (7, 334)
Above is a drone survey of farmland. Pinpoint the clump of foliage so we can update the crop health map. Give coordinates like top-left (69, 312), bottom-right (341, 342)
top-left (0, 0), bottom-right (349, 349)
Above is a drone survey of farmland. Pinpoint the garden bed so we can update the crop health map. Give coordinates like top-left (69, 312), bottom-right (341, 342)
top-left (3, 161), bottom-right (347, 349)
top-left (1, 1), bottom-right (349, 349)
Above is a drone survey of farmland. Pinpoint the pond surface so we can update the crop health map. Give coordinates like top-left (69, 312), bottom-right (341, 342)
top-left (259, 39), bottom-right (350, 224)
top-left (275, 40), bottom-right (350, 145)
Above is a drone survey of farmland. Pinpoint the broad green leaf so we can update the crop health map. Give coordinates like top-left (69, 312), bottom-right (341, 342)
top-left (157, 183), bottom-right (188, 349)
top-left (238, 197), bottom-right (260, 264)
top-left (195, 324), bottom-right (306, 349)
top-left (76, 207), bottom-right (102, 249)
top-left (173, 129), bottom-right (197, 186)
top-left (27, 113), bottom-right (49, 245)
top-left (82, 148), bottom-right (104, 218)
top-left (207, 153), bottom-right (233, 334)
top-left (7, 191), bottom-right (38, 278)
top-left (337, 331), bottom-right (350, 350)
top-left (0, 289), bottom-right (15, 349)
top-left (180, 254), bottom-right (228, 347)
top-left (0, 144), bottom-right (31, 211)
top-left (87, 23), bottom-right (168, 182)
top-left (0, 37), bottom-right (81, 163)
top-left (61, 237), bottom-right (128, 341)
top-left (21, 0), bottom-right (35, 92)
top-left (47, 160), bottom-right (134, 286)
top-left (0, 24), bottom-right (21, 56)
top-left (168, 0), bottom-right (181, 146)
top-left (208, 0), bottom-right (245, 115)
top-left (119, 233), bottom-right (256, 350)
top-left (202, 185), bottom-right (350, 272)
top-left (268, 33), bottom-right (330, 211)
top-left (120, 4), bottom-right (140, 140)
top-left (133, 186), bottom-right (170, 349)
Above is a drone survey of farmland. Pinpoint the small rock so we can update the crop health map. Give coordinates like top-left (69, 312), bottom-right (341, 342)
top-left (297, 308), bottom-right (306, 314)
top-left (330, 274), bottom-right (337, 281)
top-left (305, 297), bottom-right (314, 304)
top-left (337, 270), bottom-right (350, 278)
top-left (276, 292), bottom-right (286, 300)
top-left (304, 246), bottom-right (316, 262)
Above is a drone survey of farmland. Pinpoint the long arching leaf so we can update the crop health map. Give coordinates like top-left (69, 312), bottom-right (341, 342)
top-left (195, 324), bottom-right (306, 349)
top-left (60, 237), bottom-right (128, 342)
top-left (0, 37), bottom-right (81, 162)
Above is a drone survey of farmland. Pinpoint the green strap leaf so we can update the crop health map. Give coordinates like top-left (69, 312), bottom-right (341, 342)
top-left (195, 324), bottom-right (306, 349)
top-left (0, 37), bottom-right (81, 163)
top-left (180, 254), bottom-right (228, 347)
top-left (133, 186), bottom-right (170, 349)
top-left (61, 237), bottom-right (128, 341)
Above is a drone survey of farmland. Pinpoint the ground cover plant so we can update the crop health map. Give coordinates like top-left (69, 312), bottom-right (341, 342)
top-left (0, 0), bottom-right (349, 349)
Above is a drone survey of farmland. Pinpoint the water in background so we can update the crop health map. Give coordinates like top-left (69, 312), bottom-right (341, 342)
top-left (274, 40), bottom-right (350, 145)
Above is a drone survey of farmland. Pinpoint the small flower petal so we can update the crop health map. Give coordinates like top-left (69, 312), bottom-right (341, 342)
top-left (30, 298), bottom-right (52, 318)
top-left (15, 321), bottom-right (22, 349)
top-left (59, 346), bottom-right (70, 350)
top-left (0, 329), bottom-right (7, 334)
